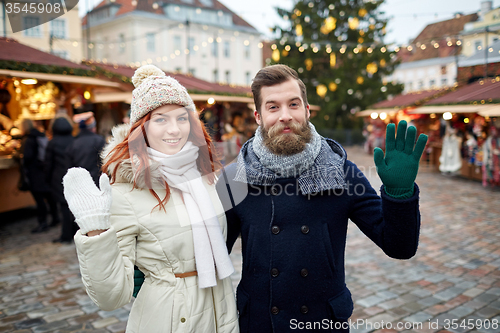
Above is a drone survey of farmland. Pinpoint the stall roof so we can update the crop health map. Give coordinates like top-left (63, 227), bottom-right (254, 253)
top-left (0, 38), bottom-right (90, 70)
top-left (371, 88), bottom-right (449, 109)
top-left (0, 69), bottom-right (122, 88)
top-left (408, 104), bottom-right (496, 114)
top-left (356, 108), bottom-right (400, 117)
top-left (424, 78), bottom-right (500, 105)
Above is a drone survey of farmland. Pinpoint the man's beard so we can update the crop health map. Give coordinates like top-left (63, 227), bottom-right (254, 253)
top-left (261, 120), bottom-right (312, 156)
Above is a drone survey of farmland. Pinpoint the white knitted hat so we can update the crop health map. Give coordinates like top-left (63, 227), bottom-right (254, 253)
top-left (130, 65), bottom-right (195, 124)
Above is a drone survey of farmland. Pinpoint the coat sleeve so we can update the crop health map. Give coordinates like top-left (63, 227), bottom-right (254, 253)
top-left (44, 142), bottom-right (55, 184)
top-left (23, 137), bottom-right (37, 166)
top-left (74, 186), bottom-right (139, 311)
top-left (216, 165), bottom-right (243, 254)
top-left (345, 160), bottom-right (421, 259)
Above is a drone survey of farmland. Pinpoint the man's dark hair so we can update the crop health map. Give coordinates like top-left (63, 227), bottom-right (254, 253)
top-left (251, 64), bottom-right (308, 114)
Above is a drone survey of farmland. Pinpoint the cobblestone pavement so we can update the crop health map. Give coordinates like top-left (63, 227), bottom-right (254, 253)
top-left (1, 146), bottom-right (499, 333)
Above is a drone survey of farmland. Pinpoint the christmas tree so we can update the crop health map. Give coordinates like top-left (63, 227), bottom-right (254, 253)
top-left (271, 0), bottom-right (403, 130)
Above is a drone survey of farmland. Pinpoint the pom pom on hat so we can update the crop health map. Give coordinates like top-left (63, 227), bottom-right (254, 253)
top-left (131, 65), bottom-right (165, 88)
top-left (130, 65), bottom-right (195, 124)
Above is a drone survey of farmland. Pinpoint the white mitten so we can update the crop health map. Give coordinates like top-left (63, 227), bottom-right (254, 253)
top-left (63, 168), bottom-right (112, 235)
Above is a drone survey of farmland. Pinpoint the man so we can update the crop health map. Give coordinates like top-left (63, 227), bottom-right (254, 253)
top-left (66, 111), bottom-right (105, 185)
top-left (216, 64), bottom-right (427, 332)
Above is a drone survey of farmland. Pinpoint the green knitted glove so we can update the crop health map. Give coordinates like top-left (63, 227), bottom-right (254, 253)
top-left (133, 267), bottom-right (145, 298)
top-left (374, 120), bottom-right (428, 199)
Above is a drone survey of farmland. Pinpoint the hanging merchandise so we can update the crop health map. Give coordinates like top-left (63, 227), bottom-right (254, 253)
top-left (439, 126), bottom-right (462, 173)
top-left (482, 122), bottom-right (500, 187)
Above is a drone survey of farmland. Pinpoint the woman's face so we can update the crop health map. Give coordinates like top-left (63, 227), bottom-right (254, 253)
top-left (147, 104), bottom-right (191, 155)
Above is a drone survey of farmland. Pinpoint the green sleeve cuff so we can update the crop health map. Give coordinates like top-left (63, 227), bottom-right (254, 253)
top-left (384, 186), bottom-right (414, 199)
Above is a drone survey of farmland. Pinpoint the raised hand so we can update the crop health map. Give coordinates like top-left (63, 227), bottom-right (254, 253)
top-left (63, 168), bottom-right (112, 235)
top-left (373, 120), bottom-right (428, 198)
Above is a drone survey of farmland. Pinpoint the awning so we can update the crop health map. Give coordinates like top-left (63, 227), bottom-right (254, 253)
top-left (356, 108), bottom-right (400, 117)
top-left (0, 69), bottom-right (122, 88)
top-left (478, 105), bottom-right (500, 117)
top-left (92, 91), bottom-right (132, 104)
top-left (190, 94), bottom-right (254, 103)
top-left (92, 92), bottom-right (255, 105)
top-left (408, 104), bottom-right (497, 114)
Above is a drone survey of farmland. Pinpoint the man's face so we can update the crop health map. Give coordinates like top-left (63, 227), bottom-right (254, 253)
top-left (254, 79), bottom-right (312, 155)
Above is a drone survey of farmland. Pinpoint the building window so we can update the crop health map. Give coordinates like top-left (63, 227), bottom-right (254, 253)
top-left (245, 71), bottom-right (251, 86)
top-left (189, 68), bottom-right (196, 76)
top-left (146, 33), bottom-right (155, 52)
top-left (225, 70), bottom-right (230, 84)
top-left (213, 69), bottom-right (219, 82)
top-left (119, 34), bottom-right (126, 53)
top-left (441, 78), bottom-right (448, 86)
top-left (475, 40), bottom-right (482, 51)
top-left (188, 37), bottom-right (195, 53)
top-left (441, 66), bottom-right (447, 75)
top-left (429, 79), bottom-right (435, 87)
top-left (224, 41), bottom-right (230, 57)
top-left (51, 50), bottom-right (69, 59)
top-left (50, 19), bottom-right (66, 39)
top-left (244, 44), bottom-right (250, 59)
top-left (175, 67), bottom-right (182, 73)
top-left (199, 0), bottom-right (213, 6)
top-left (212, 40), bottom-right (218, 57)
top-left (174, 35), bottom-right (182, 53)
top-left (23, 17), bottom-right (41, 37)
top-left (418, 81), bottom-right (423, 89)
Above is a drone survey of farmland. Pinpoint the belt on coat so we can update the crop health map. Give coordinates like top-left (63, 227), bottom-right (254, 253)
top-left (174, 271), bottom-right (197, 278)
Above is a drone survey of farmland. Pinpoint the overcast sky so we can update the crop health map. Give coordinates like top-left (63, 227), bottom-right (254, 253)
top-left (79, 0), bottom-right (496, 46)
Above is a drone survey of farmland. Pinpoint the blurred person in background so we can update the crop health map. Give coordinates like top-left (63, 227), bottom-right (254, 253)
top-left (19, 118), bottom-right (59, 233)
top-left (45, 115), bottom-right (76, 244)
top-left (66, 111), bottom-right (106, 185)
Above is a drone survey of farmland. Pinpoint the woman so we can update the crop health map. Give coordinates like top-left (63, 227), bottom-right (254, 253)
top-left (45, 115), bottom-right (76, 243)
top-left (20, 118), bottom-right (60, 233)
top-left (63, 65), bottom-right (239, 333)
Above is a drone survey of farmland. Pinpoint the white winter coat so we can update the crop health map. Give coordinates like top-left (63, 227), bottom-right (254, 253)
top-left (73, 124), bottom-right (239, 333)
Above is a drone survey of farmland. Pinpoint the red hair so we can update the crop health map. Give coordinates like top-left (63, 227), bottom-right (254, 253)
top-left (102, 108), bottom-right (221, 211)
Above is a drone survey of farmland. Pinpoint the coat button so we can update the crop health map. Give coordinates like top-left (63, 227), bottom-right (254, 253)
top-left (300, 268), bottom-right (308, 277)
top-left (180, 318), bottom-right (186, 323)
top-left (271, 225), bottom-right (280, 234)
top-left (271, 306), bottom-right (279, 315)
top-left (271, 268), bottom-right (279, 277)
top-left (300, 305), bottom-right (309, 314)
top-left (301, 225), bottom-right (310, 234)
top-left (271, 185), bottom-right (280, 196)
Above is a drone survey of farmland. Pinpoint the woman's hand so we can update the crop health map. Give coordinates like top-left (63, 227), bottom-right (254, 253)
top-left (63, 168), bottom-right (112, 235)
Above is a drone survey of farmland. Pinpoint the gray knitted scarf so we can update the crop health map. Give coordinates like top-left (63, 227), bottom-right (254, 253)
top-left (234, 122), bottom-right (348, 194)
top-left (252, 123), bottom-right (322, 178)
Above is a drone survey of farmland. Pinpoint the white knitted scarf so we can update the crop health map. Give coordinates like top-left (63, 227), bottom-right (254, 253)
top-left (147, 142), bottom-right (234, 288)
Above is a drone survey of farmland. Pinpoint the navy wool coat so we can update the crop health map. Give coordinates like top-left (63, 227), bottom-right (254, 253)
top-left (216, 140), bottom-right (421, 333)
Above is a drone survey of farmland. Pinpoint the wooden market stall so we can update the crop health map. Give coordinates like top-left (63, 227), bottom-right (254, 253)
top-left (0, 37), bottom-right (129, 213)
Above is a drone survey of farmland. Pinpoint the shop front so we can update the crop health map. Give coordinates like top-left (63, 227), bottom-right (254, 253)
top-left (358, 78), bottom-right (500, 187)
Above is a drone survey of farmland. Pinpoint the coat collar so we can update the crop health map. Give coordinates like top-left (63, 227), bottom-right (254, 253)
top-left (101, 123), bottom-right (164, 189)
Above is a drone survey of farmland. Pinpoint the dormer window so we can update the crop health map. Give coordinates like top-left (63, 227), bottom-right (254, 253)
top-left (199, 0), bottom-right (213, 7)
top-left (181, 0), bottom-right (194, 3)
